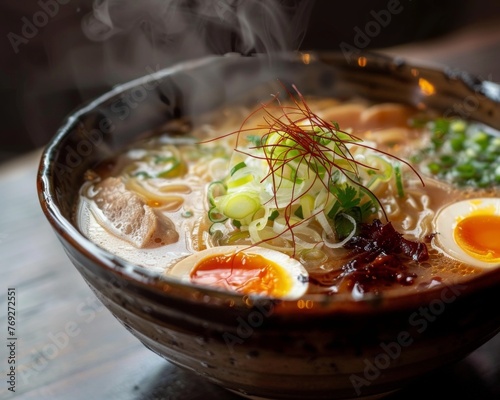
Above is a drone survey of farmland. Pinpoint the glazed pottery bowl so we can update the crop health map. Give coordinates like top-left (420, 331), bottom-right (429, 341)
top-left (37, 52), bottom-right (500, 399)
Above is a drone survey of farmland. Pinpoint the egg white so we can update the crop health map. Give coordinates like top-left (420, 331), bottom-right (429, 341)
top-left (166, 245), bottom-right (309, 299)
top-left (434, 197), bottom-right (500, 269)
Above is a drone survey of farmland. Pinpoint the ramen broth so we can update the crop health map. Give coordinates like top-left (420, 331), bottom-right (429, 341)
top-left (75, 95), bottom-right (500, 298)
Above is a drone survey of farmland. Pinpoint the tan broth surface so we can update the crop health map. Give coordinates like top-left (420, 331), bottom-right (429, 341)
top-left (75, 97), bottom-right (500, 298)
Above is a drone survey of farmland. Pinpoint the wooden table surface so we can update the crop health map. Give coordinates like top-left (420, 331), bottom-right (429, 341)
top-left (2, 19), bottom-right (500, 400)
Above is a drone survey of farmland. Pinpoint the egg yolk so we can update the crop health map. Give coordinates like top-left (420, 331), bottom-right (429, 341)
top-left (190, 252), bottom-right (293, 297)
top-left (454, 214), bottom-right (500, 262)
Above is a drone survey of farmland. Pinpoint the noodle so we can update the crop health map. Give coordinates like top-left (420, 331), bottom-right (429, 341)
top-left (74, 96), bottom-right (499, 297)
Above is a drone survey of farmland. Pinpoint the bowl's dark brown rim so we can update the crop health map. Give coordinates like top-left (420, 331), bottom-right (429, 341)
top-left (37, 51), bottom-right (500, 315)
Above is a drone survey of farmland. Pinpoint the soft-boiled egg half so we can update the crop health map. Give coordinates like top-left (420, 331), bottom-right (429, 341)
top-left (167, 245), bottom-right (309, 299)
top-left (434, 198), bottom-right (500, 268)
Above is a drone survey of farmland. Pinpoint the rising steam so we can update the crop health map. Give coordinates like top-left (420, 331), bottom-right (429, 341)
top-left (82, 0), bottom-right (315, 57)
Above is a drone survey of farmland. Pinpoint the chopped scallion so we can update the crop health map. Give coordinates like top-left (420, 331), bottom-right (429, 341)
top-left (394, 164), bottom-right (405, 198)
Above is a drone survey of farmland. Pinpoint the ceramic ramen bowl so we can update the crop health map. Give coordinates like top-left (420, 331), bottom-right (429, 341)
top-left (37, 52), bottom-right (500, 399)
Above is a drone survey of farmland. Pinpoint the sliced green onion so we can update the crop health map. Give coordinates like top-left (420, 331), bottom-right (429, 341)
top-left (264, 131), bottom-right (284, 156)
top-left (299, 194), bottom-right (314, 219)
top-left (495, 166), bottom-right (500, 182)
top-left (364, 155), bottom-right (394, 191)
top-left (280, 225), bottom-right (322, 249)
top-left (230, 161), bottom-right (247, 176)
top-left (416, 118), bottom-right (500, 188)
top-left (207, 181), bottom-right (226, 205)
top-left (276, 163), bottom-right (297, 181)
top-left (181, 210), bottom-right (193, 218)
top-left (450, 120), bottom-right (466, 133)
top-left (450, 133), bottom-right (466, 151)
top-left (439, 154), bottom-right (455, 167)
top-left (227, 173), bottom-right (254, 189)
top-left (157, 158), bottom-right (183, 178)
top-left (431, 119), bottom-right (450, 149)
top-left (323, 212), bottom-right (357, 248)
top-left (316, 211), bottom-right (335, 240)
top-left (273, 216), bottom-right (301, 234)
top-left (218, 193), bottom-right (260, 219)
top-left (154, 155), bottom-right (174, 164)
top-left (455, 163), bottom-right (476, 179)
top-left (472, 131), bottom-right (489, 149)
top-left (366, 155), bottom-right (393, 182)
top-left (299, 248), bottom-right (328, 269)
top-left (133, 171), bottom-right (151, 179)
top-left (394, 164), bottom-right (405, 198)
top-left (208, 206), bottom-right (228, 223)
top-left (226, 230), bottom-right (250, 244)
top-left (427, 162), bottom-right (440, 175)
top-left (209, 158), bottom-right (229, 180)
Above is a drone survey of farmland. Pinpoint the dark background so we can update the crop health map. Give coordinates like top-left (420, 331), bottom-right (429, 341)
top-left (1, 0), bottom-right (499, 164)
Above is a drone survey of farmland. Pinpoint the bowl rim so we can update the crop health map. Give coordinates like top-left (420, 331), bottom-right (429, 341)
top-left (37, 50), bottom-right (500, 314)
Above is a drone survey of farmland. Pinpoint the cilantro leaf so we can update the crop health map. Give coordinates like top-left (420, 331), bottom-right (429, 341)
top-left (327, 184), bottom-right (361, 219)
top-left (336, 185), bottom-right (360, 208)
top-left (360, 200), bottom-right (375, 221)
top-left (328, 183), bottom-right (377, 225)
